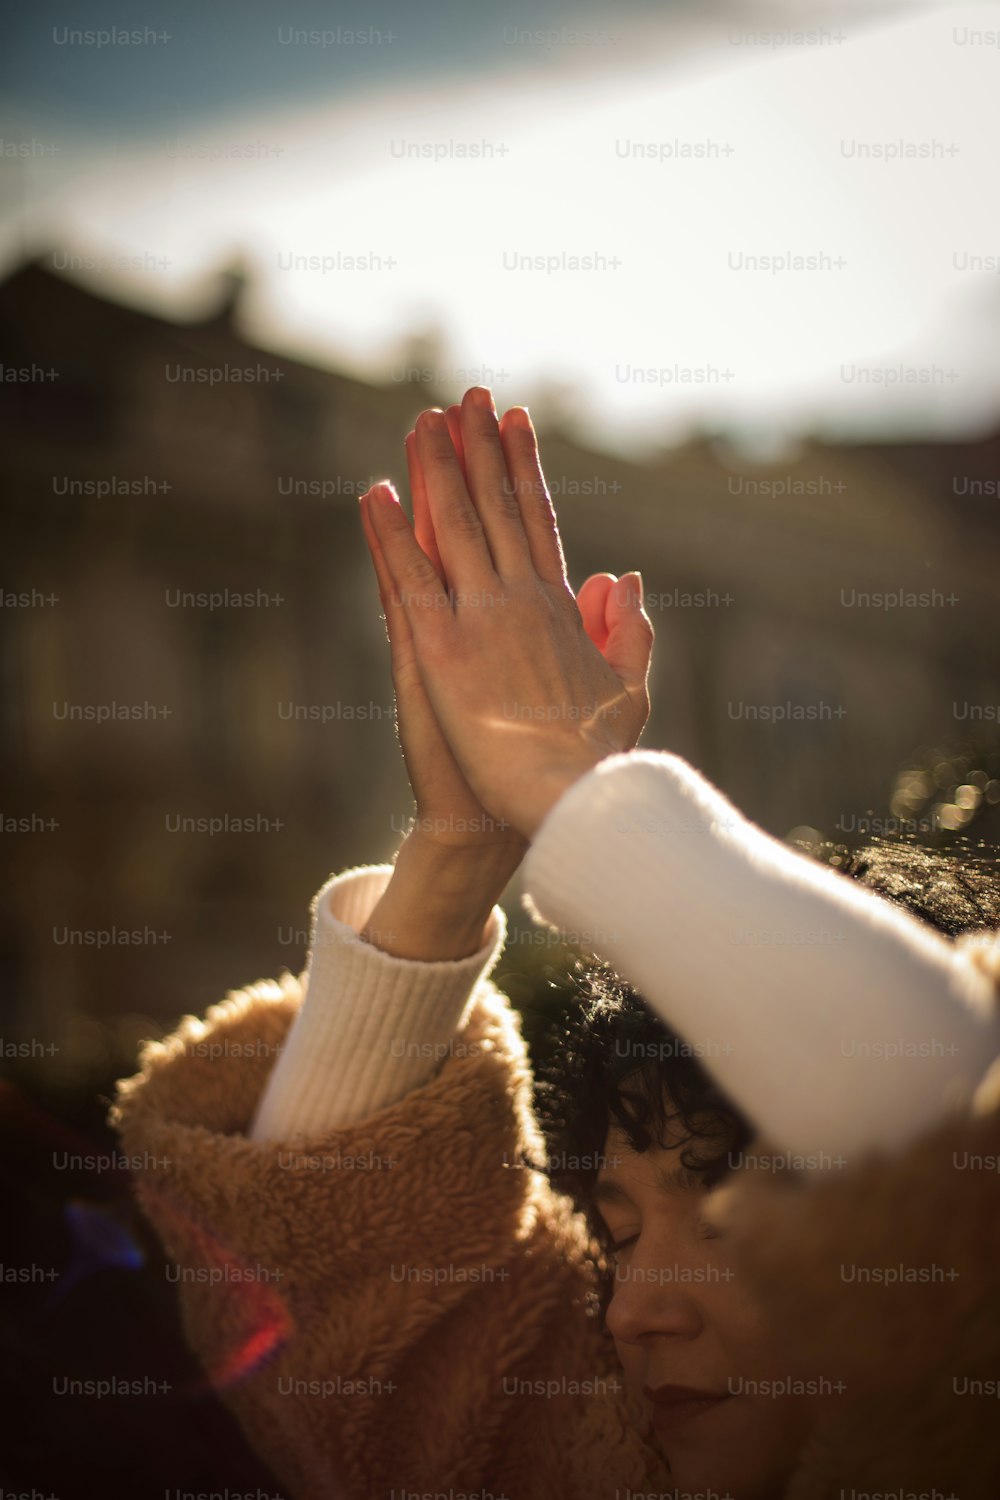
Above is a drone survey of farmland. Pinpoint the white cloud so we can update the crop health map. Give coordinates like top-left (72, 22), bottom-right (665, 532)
top-left (4, 0), bottom-right (1000, 450)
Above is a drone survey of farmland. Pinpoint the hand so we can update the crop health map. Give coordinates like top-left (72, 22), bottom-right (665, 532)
top-left (362, 387), bottom-right (655, 839)
top-left (359, 416), bottom-right (528, 877)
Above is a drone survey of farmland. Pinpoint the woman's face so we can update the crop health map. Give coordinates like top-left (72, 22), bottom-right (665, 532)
top-left (597, 1114), bottom-right (816, 1500)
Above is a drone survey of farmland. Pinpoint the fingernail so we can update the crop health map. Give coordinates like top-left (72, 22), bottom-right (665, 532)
top-left (370, 480), bottom-right (399, 505)
top-left (470, 386), bottom-right (495, 414)
top-left (618, 571), bottom-right (642, 605)
top-left (422, 409), bottom-right (447, 433)
top-left (510, 406), bottom-right (533, 431)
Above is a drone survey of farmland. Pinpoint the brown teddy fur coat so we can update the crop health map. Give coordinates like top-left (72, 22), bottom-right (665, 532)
top-left (111, 939), bottom-right (1000, 1499)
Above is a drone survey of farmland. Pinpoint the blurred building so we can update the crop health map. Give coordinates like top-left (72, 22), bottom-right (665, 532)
top-left (2, 257), bottom-right (999, 1055)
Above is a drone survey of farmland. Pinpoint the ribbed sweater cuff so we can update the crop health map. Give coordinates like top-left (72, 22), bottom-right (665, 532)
top-left (521, 751), bottom-right (1000, 1167)
top-left (249, 863), bottom-right (507, 1142)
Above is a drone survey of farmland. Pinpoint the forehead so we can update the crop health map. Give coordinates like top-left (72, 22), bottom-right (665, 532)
top-left (592, 1149), bottom-right (707, 1209)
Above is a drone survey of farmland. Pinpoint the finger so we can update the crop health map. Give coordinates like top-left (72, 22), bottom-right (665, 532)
top-left (414, 407), bottom-right (497, 587)
top-left (443, 404), bottom-right (469, 489)
top-left (359, 489), bottom-right (414, 652)
top-left (498, 406), bottom-right (568, 587)
top-left (364, 478), bottom-right (452, 638)
top-left (404, 430), bottom-right (445, 583)
top-left (459, 386), bottom-right (533, 577)
top-left (576, 573), bottom-right (618, 652)
top-left (603, 571), bottom-right (655, 696)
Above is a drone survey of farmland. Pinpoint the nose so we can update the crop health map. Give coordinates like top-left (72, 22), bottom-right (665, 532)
top-left (605, 1244), bottom-right (706, 1345)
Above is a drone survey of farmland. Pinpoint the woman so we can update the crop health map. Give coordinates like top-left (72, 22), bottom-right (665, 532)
top-left (113, 387), bottom-right (1000, 1499)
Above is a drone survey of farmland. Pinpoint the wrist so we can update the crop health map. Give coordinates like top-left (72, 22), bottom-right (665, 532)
top-left (356, 830), bottom-right (517, 961)
top-left (398, 825), bottom-right (527, 893)
top-left (512, 754), bottom-right (608, 840)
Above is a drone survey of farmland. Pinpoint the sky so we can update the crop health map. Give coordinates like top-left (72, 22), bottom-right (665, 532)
top-left (2, 0), bottom-right (1000, 455)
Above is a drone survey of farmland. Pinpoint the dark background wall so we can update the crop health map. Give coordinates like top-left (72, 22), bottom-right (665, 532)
top-left (2, 254), bottom-right (999, 1497)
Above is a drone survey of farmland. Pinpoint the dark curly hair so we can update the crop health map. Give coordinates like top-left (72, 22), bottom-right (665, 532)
top-left (843, 838), bottom-right (1000, 936)
top-left (526, 836), bottom-right (1000, 1309)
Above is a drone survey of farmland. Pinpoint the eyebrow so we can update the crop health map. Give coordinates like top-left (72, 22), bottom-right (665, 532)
top-left (592, 1160), bottom-right (705, 1208)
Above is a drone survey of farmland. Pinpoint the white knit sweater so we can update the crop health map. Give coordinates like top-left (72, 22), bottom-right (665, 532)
top-left (250, 751), bottom-right (1000, 1166)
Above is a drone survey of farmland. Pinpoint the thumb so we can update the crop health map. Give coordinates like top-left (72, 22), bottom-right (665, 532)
top-left (603, 571), bottom-right (653, 690)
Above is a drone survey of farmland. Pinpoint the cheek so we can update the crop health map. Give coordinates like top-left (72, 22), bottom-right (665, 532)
top-left (692, 1233), bottom-right (772, 1350)
top-left (713, 1270), bottom-right (773, 1356)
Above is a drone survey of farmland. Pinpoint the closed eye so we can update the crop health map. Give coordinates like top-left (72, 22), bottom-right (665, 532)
top-left (611, 1232), bottom-right (639, 1253)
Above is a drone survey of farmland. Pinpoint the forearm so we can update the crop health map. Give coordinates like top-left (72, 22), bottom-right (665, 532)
top-left (522, 751), bottom-right (1000, 1167)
